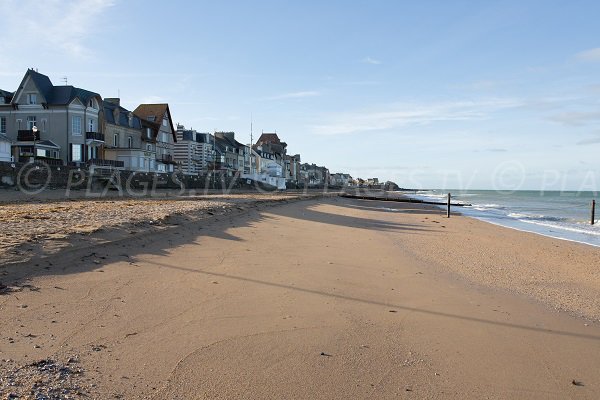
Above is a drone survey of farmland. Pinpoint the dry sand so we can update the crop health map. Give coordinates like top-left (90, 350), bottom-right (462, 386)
top-left (1, 196), bottom-right (599, 399)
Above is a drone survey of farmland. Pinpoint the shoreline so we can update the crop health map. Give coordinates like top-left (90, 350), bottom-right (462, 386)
top-left (399, 190), bottom-right (600, 248)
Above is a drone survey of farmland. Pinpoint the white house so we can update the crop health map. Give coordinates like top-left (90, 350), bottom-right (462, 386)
top-left (0, 133), bottom-right (12, 162)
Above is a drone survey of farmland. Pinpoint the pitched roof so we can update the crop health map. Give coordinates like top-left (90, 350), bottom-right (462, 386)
top-left (0, 89), bottom-right (13, 102)
top-left (11, 69), bottom-right (101, 106)
top-left (103, 100), bottom-right (142, 129)
top-left (256, 133), bottom-right (281, 144)
top-left (49, 86), bottom-right (100, 105)
top-left (133, 103), bottom-right (177, 142)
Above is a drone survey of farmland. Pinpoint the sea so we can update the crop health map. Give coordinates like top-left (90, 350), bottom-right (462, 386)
top-left (402, 190), bottom-right (600, 248)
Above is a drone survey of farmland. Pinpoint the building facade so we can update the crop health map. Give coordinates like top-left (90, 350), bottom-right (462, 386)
top-left (133, 104), bottom-right (177, 173)
top-left (0, 133), bottom-right (12, 162)
top-left (0, 69), bottom-right (107, 166)
top-left (174, 124), bottom-right (213, 175)
top-left (102, 98), bottom-right (155, 172)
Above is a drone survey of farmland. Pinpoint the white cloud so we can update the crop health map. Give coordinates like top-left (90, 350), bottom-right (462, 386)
top-left (0, 0), bottom-right (116, 60)
top-left (548, 111), bottom-right (600, 126)
top-left (266, 91), bottom-right (320, 100)
top-left (361, 56), bottom-right (382, 65)
top-left (575, 47), bottom-right (600, 62)
top-left (311, 98), bottom-right (522, 135)
top-left (577, 133), bottom-right (600, 145)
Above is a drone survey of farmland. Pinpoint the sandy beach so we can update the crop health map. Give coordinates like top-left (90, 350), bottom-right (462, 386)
top-left (1, 195), bottom-right (600, 399)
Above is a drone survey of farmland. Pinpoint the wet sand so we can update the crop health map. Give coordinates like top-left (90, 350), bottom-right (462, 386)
top-left (1, 196), bottom-right (599, 399)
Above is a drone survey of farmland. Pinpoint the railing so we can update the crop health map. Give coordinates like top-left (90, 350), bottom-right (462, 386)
top-left (18, 156), bottom-right (64, 166)
top-left (17, 130), bottom-right (40, 141)
top-left (87, 158), bottom-right (124, 168)
top-left (86, 131), bottom-right (105, 142)
top-left (156, 154), bottom-right (174, 163)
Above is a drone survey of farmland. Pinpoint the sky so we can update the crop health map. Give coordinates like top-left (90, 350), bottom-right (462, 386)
top-left (0, 0), bottom-right (599, 191)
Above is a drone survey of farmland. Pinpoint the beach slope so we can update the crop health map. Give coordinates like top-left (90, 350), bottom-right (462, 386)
top-left (1, 197), bottom-right (599, 399)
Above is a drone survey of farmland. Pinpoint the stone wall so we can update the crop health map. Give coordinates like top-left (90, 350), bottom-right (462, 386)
top-left (0, 161), bottom-right (262, 193)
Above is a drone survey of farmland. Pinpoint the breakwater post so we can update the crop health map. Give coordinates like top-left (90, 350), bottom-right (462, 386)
top-left (447, 193), bottom-right (451, 218)
top-left (592, 200), bottom-right (596, 225)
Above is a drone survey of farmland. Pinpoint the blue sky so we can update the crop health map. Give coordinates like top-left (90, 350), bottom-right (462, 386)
top-left (1, 0), bottom-right (599, 190)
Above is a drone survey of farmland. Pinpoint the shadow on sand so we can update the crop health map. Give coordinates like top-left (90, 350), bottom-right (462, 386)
top-left (1, 196), bottom-right (598, 342)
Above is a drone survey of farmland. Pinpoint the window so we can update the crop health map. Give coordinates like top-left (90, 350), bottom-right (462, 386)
top-left (147, 144), bottom-right (152, 151)
top-left (41, 119), bottom-right (47, 132)
top-left (146, 128), bottom-right (152, 139)
top-left (113, 133), bottom-right (119, 147)
top-left (128, 136), bottom-right (133, 148)
top-left (36, 148), bottom-right (46, 157)
top-left (27, 116), bottom-right (36, 130)
top-left (0, 117), bottom-right (6, 134)
top-left (71, 144), bottom-right (82, 162)
top-left (72, 116), bottom-right (82, 135)
top-left (27, 93), bottom-right (37, 105)
top-left (88, 118), bottom-right (95, 132)
top-left (147, 116), bottom-right (155, 122)
top-left (162, 118), bottom-right (167, 127)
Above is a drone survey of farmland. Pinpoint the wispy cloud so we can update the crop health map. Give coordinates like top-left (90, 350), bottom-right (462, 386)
top-left (311, 98), bottom-right (522, 135)
top-left (266, 91), bottom-right (320, 100)
top-left (575, 47), bottom-right (600, 62)
top-left (361, 56), bottom-right (382, 65)
top-left (577, 134), bottom-right (600, 145)
top-left (548, 111), bottom-right (600, 126)
top-left (0, 0), bottom-right (116, 60)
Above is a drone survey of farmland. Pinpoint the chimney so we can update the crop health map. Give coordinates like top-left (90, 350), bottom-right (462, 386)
top-left (105, 98), bottom-right (120, 106)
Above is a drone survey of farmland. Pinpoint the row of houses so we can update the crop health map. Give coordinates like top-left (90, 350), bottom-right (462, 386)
top-left (0, 69), bottom-right (362, 189)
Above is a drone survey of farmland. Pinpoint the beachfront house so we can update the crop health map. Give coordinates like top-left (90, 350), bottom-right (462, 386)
top-left (0, 69), bottom-right (106, 166)
top-left (174, 124), bottom-right (213, 175)
top-left (214, 131), bottom-right (251, 176)
top-left (133, 104), bottom-right (177, 173)
top-left (330, 173), bottom-right (353, 187)
top-left (254, 133), bottom-right (287, 170)
top-left (102, 98), bottom-right (153, 172)
top-left (300, 163), bottom-right (330, 187)
top-left (0, 133), bottom-right (13, 162)
top-left (285, 154), bottom-right (301, 186)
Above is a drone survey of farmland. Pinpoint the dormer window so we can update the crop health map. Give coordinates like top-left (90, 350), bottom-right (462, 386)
top-left (27, 93), bottom-right (37, 104)
top-left (147, 116), bottom-right (155, 122)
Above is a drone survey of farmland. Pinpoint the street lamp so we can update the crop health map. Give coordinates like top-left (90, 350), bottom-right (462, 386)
top-left (32, 125), bottom-right (38, 159)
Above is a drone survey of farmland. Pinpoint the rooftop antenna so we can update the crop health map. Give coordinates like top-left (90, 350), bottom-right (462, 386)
top-left (62, 76), bottom-right (68, 86)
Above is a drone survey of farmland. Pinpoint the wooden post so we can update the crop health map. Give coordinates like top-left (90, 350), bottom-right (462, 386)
top-left (447, 193), bottom-right (451, 218)
top-left (592, 200), bottom-right (596, 225)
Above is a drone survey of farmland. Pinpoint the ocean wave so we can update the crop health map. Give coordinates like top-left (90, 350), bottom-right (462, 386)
top-left (519, 220), bottom-right (600, 236)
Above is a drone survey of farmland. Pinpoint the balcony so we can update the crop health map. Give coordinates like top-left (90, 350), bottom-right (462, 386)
top-left (87, 158), bottom-right (124, 168)
top-left (156, 154), bottom-right (177, 164)
top-left (86, 131), bottom-right (105, 142)
top-left (17, 130), bottom-right (40, 141)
